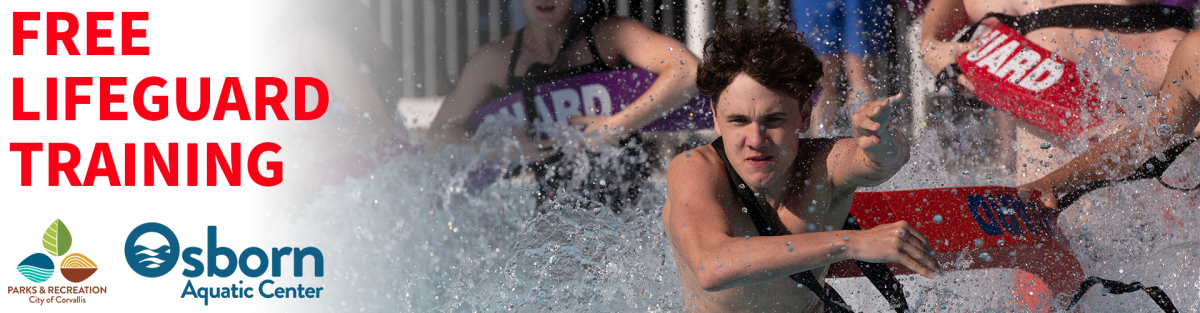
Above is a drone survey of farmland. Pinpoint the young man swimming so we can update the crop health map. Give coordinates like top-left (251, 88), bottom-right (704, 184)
top-left (662, 22), bottom-right (940, 312)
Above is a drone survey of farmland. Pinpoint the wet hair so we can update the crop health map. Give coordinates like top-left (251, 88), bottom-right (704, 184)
top-left (696, 21), bottom-right (822, 107)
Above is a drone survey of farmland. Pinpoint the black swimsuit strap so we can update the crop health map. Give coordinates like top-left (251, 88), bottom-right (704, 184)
top-left (583, 27), bottom-right (609, 69)
top-left (507, 30), bottom-right (524, 82)
top-left (981, 4), bottom-right (1193, 36)
top-left (506, 16), bottom-right (596, 89)
top-left (710, 138), bottom-right (908, 313)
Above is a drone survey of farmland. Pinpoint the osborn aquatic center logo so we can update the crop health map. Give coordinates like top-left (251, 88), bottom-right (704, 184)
top-left (124, 222), bottom-right (327, 305)
top-left (124, 222), bottom-right (180, 278)
top-left (9, 219), bottom-right (107, 305)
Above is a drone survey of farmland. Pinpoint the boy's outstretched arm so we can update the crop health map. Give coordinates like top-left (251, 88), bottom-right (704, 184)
top-left (830, 94), bottom-right (911, 188)
top-left (665, 148), bottom-right (936, 292)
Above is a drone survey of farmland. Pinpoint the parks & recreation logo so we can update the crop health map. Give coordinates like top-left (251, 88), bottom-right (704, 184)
top-left (8, 219), bottom-right (108, 305)
top-left (124, 222), bottom-right (327, 306)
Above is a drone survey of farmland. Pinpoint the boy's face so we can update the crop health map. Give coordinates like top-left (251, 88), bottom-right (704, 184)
top-left (713, 74), bottom-right (812, 190)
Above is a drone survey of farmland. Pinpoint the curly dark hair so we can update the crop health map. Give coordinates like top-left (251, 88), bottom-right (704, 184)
top-left (696, 21), bottom-right (822, 107)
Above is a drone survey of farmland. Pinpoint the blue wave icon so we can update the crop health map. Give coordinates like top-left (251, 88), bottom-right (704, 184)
top-left (17, 253), bottom-right (54, 283)
top-left (132, 245), bottom-right (171, 269)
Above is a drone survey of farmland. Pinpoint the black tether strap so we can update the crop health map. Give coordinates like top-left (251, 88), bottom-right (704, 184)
top-left (711, 138), bottom-right (909, 313)
top-left (981, 4), bottom-right (1193, 36)
top-left (1067, 276), bottom-right (1178, 312)
top-left (1058, 139), bottom-right (1195, 209)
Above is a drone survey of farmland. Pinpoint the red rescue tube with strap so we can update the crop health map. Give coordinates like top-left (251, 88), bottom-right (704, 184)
top-left (957, 24), bottom-right (1116, 138)
top-left (828, 186), bottom-right (1084, 309)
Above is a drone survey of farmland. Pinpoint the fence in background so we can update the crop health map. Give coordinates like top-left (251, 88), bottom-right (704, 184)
top-left (372, 0), bottom-right (797, 98)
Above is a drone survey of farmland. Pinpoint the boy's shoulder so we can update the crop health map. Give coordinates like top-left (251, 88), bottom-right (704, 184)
top-left (667, 144), bottom-right (724, 179)
top-left (666, 144), bottom-right (732, 199)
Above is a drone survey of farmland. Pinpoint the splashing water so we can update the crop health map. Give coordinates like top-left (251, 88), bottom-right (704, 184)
top-left (264, 31), bottom-right (1200, 313)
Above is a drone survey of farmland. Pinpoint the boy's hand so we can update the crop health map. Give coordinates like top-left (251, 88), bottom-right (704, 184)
top-left (1018, 179), bottom-right (1060, 213)
top-left (852, 93), bottom-right (904, 150)
top-left (846, 220), bottom-right (941, 278)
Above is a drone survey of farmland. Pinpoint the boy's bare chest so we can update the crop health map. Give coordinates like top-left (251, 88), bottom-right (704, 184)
top-left (726, 177), bottom-right (854, 237)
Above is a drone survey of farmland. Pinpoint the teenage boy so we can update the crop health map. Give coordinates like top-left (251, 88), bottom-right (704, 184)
top-left (663, 22), bottom-right (939, 312)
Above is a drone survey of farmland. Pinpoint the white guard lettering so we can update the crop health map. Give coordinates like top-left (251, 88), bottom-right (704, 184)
top-left (1018, 59), bottom-right (1065, 91)
top-left (979, 41), bottom-right (1021, 74)
top-left (995, 49), bottom-right (1042, 84)
top-left (580, 84), bottom-right (613, 116)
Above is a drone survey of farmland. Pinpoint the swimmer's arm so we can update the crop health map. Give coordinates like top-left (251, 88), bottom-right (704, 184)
top-left (1026, 33), bottom-right (1200, 207)
top-left (576, 18), bottom-right (700, 135)
top-left (919, 0), bottom-right (972, 74)
top-left (831, 95), bottom-right (911, 188)
top-left (428, 42), bottom-right (508, 146)
top-left (667, 152), bottom-right (938, 291)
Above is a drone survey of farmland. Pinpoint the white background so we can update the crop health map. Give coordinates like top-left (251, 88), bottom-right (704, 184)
top-left (0, 1), bottom-right (329, 311)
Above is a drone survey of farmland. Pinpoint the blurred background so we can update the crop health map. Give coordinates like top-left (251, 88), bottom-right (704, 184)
top-left (358, 0), bottom-right (926, 134)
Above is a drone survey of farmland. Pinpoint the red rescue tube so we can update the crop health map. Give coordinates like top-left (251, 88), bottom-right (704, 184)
top-left (828, 186), bottom-right (1084, 309)
top-left (957, 24), bottom-right (1116, 138)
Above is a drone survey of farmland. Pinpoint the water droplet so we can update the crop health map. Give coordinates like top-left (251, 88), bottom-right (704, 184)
top-left (825, 225), bottom-right (834, 231)
top-left (1156, 124), bottom-right (1173, 137)
top-left (745, 235), bottom-right (751, 239)
top-left (699, 265), bottom-right (705, 270)
top-left (1144, 91), bottom-right (1153, 97)
top-left (974, 239), bottom-right (984, 246)
top-left (840, 246), bottom-right (847, 251)
top-left (1120, 94), bottom-right (1128, 99)
top-left (843, 236), bottom-right (849, 241)
top-left (807, 205), bottom-right (816, 213)
top-left (950, 189), bottom-right (958, 195)
top-left (739, 184), bottom-right (746, 189)
top-left (933, 215), bottom-right (944, 223)
top-left (1156, 152), bottom-right (1168, 161)
top-left (788, 246), bottom-right (795, 252)
top-left (979, 252), bottom-right (993, 262)
top-left (686, 152), bottom-right (692, 157)
top-left (1146, 163), bottom-right (1154, 170)
top-left (742, 207), bottom-right (749, 213)
top-left (1081, 225), bottom-right (1090, 231)
top-left (1039, 142), bottom-right (1051, 149)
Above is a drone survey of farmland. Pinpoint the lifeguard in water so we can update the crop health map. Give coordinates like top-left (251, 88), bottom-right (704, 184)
top-left (430, 0), bottom-right (705, 211)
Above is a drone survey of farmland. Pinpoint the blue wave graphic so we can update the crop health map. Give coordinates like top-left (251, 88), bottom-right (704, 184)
top-left (132, 245), bottom-right (171, 269)
top-left (16, 253), bottom-right (54, 283)
top-left (18, 266), bottom-right (53, 283)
